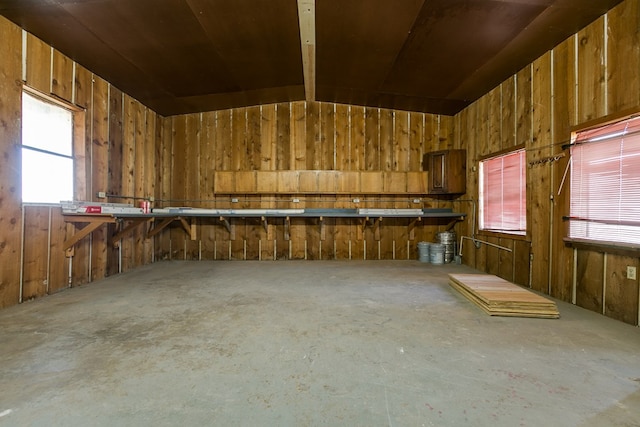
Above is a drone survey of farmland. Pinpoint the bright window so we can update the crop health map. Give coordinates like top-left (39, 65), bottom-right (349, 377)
top-left (479, 148), bottom-right (527, 234)
top-left (569, 116), bottom-right (640, 246)
top-left (22, 91), bottom-right (74, 204)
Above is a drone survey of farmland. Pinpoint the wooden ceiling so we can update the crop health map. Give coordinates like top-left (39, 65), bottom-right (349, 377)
top-left (0, 0), bottom-right (624, 116)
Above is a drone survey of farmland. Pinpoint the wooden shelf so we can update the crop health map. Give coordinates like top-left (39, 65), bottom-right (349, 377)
top-left (63, 208), bottom-right (466, 249)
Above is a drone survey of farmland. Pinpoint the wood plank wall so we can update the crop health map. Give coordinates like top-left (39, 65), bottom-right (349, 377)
top-left (454, 0), bottom-right (640, 325)
top-left (0, 17), bottom-right (158, 308)
top-left (155, 104), bottom-right (458, 262)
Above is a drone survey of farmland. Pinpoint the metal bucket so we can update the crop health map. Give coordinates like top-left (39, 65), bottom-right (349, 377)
top-left (429, 243), bottom-right (445, 264)
top-left (417, 241), bottom-right (430, 263)
top-left (437, 231), bottom-right (456, 263)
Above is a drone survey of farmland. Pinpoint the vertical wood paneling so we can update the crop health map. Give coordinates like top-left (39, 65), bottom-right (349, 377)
top-left (394, 111), bottom-right (410, 171)
top-left (107, 87), bottom-right (123, 275)
top-left (320, 103), bottom-right (335, 170)
top-left (576, 251), bottom-right (604, 314)
top-left (605, 255), bottom-right (639, 325)
top-left (200, 113), bottom-right (216, 259)
top-left (364, 107), bottom-right (380, 171)
top-left (607, 0), bottom-right (640, 114)
top-left (486, 236), bottom-right (500, 276)
top-left (25, 33), bottom-right (50, 93)
top-left (291, 102), bottom-right (306, 170)
top-left (216, 110), bottom-right (232, 171)
top-left (458, 106), bottom-right (476, 267)
top-left (513, 240), bottom-right (530, 287)
top-left (0, 17), bottom-right (22, 307)
top-left (51, 50), bottom-right (73, 101)
top-left (409, 112), bottom-right (423, 171)
top-left (260, 105), bottom-right (276, 171)
top-left (49, 209), bottom-right (67, 292)
top-left (247, 106), bottom-right (262, 171)
top-left (529, 52), bottom-right (552, 294)
top-left (379, 109), bottom-right (394, 171)
top-left (71, 65), bottom-right (92, 285)
top-left (142, 108), bottom-right (156, 264)
top-left (232, 108), bottom-right (247, 171)
top-left (90, 76), bottom-right (109, 281)
top-left (551, 38), bottom-right (577, 302)
top-left (577, 16), bottom-right (607, 122)
top-left (487, 86), bottom-right (502, 154)
top-left (306, 101), bottom-right (321, 170)
top-left (516, 66), bottom-right (532, 146)
top-left (501, 77), bottom-right (516, 149)
top-left (200, 112), bottom-right (216, 201)
top-left (476, 96), bottom-right (490, 157)
top-left (350, 105), bottom-right (365, 171)
top-left (73, 66), bottom-right (91, 201)
top-left (22, 206), bottom-right (49, 300)
top-left (121, 95), bottom-right (137, 269)
top-left (335, 104), bottom-right (350, 171)
top-left (439, 116), bottom-right (454, 150)
top-left (276, 103), bottom-right (291, 170)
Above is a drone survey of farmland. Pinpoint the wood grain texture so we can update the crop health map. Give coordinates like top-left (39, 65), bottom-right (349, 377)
top-left (48, 208), bottom-right (68, 292)
top-left (0, 17), bottom-right (23, 307)
top-left (90, 76), bottom-right (109, 281)
top-left (604, 254), bottom-right (639, 325)
top-left (106, 88), bottom-right (123, 275)
top-left (449, 274), bottom-right (560, 318)
top-left (25, 33), bottom-right (50, 93)
top-left (22, 206), bottom-right (49, 300)
top-left (71, 66), bottom-right (92, 286)
top-left (577, 16), bottom-right (607, 122)
top-left (529, 52), bottom-right (552, 294)
top-left (515, 65), bottom-right (532, 146)
top-left (501, 76), bottom-right (516, 149)
top-left (51, 49), bottom-right (73, 101)
top-left (576, 250), bottom-right (604, 314)
top-left (607, 0), bottom-right (640, 114)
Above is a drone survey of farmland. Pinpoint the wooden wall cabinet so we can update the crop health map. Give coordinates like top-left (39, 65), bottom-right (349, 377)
top-left (424, 149), bottom-right (466, 195)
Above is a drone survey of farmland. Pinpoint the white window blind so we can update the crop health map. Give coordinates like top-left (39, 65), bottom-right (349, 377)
top-left (479, 149), bottom-right (526, 234)
top-left (569, 116), bottom-right (640, 246)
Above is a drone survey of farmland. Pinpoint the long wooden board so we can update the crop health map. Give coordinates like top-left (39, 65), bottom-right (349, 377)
top-left (449, 274), bottom-right (560, 319)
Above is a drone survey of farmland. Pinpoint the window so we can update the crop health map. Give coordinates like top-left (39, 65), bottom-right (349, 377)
top-left (22, 91), bottom-right (74, 204)
top-left (479, 148), bottom-right (527, 234)
top-left (569, 116), bottom-right (640, 246)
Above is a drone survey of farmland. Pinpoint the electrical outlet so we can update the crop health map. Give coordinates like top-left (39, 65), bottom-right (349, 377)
top-left (412, 198), bottom-right (421, 204)
top-left (353, 198), bottom-right (360, 203)
top-left (627, 266), bottom-right (637, 280)
top-left (292, 198), bottom-right (300, 203)
top-left (231, 198), bottom-right (239, 203)
top-left (148, 196), bottom-right (154, 202)
top-left (97, 191), bottom-right (106, 198)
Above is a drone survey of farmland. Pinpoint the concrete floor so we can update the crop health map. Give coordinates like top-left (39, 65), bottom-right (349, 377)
top-left (1, 261), bottom-right (639, 427)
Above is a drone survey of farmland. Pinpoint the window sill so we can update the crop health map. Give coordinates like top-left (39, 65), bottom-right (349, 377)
top-left (477, 230), bottom-right (529, 242)
top-left (564, 238), bottom-right (640, 256)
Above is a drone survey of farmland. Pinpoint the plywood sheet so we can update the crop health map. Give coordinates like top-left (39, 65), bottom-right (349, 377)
top-left (449, 274), bottom-right (560, 318)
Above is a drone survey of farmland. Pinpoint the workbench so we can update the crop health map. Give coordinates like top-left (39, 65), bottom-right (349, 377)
top-left (62, 207), bottom-right (466, 256)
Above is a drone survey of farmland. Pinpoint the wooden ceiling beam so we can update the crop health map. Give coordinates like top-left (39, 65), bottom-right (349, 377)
top-left (297, 0), bottom-right (315, 102)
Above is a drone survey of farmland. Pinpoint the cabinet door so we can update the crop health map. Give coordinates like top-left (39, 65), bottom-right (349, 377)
top-left (425, 149), bottom-right (466, 195)
top-left (430, 152), bottom-right (446, 192)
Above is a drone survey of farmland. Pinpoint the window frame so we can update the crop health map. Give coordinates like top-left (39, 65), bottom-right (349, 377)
top-left (478, 146), bottom-right (527, 237)
top-left (565, 112), bottom-right (640, 251)
top-left (21, 86), bottom-right (85, 206)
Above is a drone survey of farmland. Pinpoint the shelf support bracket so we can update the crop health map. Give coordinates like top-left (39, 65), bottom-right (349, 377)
top-left (408, 217), bottom-right (422, 241)
top-left (219, 216), bottom-right (235, 240)
top-left (284, 216), bottom-right (291, 241)
top-left (319, 216), bottom-right (325, 241)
